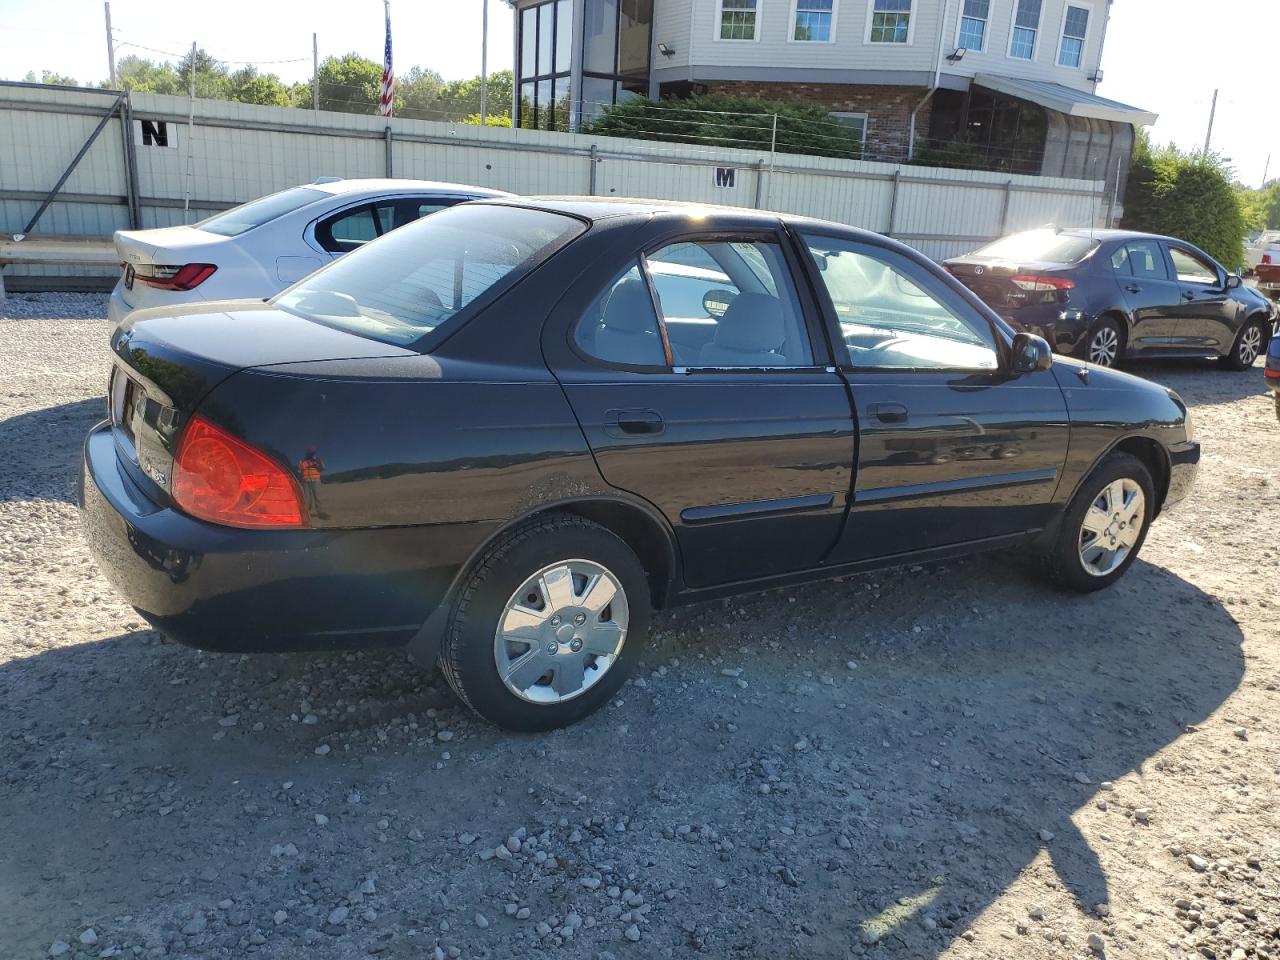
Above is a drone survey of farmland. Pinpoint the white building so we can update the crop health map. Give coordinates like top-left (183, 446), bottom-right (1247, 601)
top-left (509, 0), bottom-right (1155, 204)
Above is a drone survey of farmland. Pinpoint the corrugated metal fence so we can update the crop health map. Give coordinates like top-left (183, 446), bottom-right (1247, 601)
top-left (0, 81), bottom-right (1107, 284)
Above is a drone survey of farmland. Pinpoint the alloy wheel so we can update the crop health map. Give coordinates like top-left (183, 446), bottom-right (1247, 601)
top-left (493, 559), bottom-right (628, 704)
top-left (1237, 325), bottom-right (1263, 367)
top-left (1088, 326), bottom-right (1120, 366)
top-left (1078, 478), bottom-right (1145, 577)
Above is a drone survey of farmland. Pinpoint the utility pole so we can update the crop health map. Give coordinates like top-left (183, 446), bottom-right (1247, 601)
top-left (1262, 154), bottom-right (1271, 188)
top-left (184, 40), bottom-right (195, 220)
top-left (312, 32), bottom-right (319, 117)
top-left (480, 0), bottom-right (489, 124)
top-left (104, 1), bottom-right (117, 87)
top-left (1202, 88), bottom-right (1218, 158)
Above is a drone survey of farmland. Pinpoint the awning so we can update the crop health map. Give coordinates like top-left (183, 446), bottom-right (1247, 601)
top-left (972, 73), bottom-right (1158, 126)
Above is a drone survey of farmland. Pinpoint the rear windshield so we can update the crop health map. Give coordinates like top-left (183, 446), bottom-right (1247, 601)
top-left (197, 186), bottom-right (328, 237)
top-left (273, 204), bottom-right (585, 347)
top-left (972, 230), bottom-right (1098, 264)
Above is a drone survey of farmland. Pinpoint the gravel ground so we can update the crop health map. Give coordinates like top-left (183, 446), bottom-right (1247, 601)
top-left (1, 292), bottom-right (1278, 960)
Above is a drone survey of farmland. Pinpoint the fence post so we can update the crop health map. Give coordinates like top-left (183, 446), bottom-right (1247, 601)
top-left (588, 144), bottom-right (598, 195)
top-left (999, 179), bottom-right (1013, 235)
top-left (886, 169), bottom-right (901, 237)
top-left (120, 96), bottom-right (142, 229)
top-left (384, 125), bottom-right (393, 177)
top-left (754, 158), bottom-right (765, 208)
top-left (765, 114), bottom-right (778, 209)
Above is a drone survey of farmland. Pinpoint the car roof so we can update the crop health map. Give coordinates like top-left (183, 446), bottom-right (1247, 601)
top-left (306, 178), bottom-right (510, 198)
top-left (1053, 227), bottom-right (1184, 244)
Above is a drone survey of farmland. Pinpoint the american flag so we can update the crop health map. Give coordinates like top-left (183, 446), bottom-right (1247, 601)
top-left (379, 3), bottom-right (394, 117)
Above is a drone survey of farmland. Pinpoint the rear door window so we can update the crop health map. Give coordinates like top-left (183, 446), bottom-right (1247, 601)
top-left (1122, 240), bottom-right (1169, 281)
top-left (574, 262), bottom-right (667, 368)
top-left (647, 239), bottom-right (813, 368)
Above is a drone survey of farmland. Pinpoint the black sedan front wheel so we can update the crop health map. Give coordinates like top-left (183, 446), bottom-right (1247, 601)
top-left (440, 514), bottom-right (650, 731)
top-left (1219, 319), bottom-right (1267, 371)
top-left (1042, 452), bottom-right (1154, 593)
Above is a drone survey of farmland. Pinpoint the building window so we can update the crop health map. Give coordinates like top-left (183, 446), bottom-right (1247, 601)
top-left (1058, 4), bottom-right (1090, 67)
top-left (868, 0), bottom-right (911, 44)
top-left (793, 0), bottom-right (834, 42)
top-left (1009, 0), bottom-right (1041, 59)
top-left (517, 0), bottom-right (573, 130)
top-left (833, 112), bottom-right (867, 153)
top-left (719, 0), bottom-right (759, 40)
top-left (957, 0), bottom-right (988, 50)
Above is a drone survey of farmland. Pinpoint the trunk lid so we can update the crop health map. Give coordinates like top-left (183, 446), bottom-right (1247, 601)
top-left (113, 226), bottom-right (229, 310)
top-left (945, 257), bottom-right (1077, 312)
top-left (108, 302), bottom-right (415, 503)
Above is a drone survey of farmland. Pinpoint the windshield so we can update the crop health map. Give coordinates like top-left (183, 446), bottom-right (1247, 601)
top-left (972, 229), bottom-right (1098, 264)
top-left (274, 204), bottom-right (585, 346)
top-left (197, 186), bottom-right (328, 237)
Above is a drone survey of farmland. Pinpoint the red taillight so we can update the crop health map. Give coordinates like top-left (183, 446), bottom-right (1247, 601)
top-left (1264, 254), bottom-right (1273, 265)
top-left (1011, 274), bottom-right (1075, 292)
top-left (172, 416), bottom-right (306, 529)
top-left (135, 263), bottom-right (217, 291)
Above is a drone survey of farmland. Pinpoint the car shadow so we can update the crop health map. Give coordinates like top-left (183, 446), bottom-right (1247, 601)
top-left (0, 549), bottom-right (1244, 957)
top-left (0, 397), bottom-right (103, 504)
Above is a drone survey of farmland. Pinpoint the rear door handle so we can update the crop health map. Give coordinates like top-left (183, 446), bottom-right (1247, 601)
top-left (1125, 284), bottom-right (1142, 293)
top-left (868, 402), bottom-right (909, 424)
top-left (606, 409), bottom-right (665, 437)
top-left (1182, 290), bottom-right (1197, 300)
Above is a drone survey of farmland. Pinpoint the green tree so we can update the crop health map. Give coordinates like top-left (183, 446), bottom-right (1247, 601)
top-left (584, 93), bottom-right (860, 160)
top-left (226, 65), bottom-right (294, 107)
top-left (316, 53), bottom-right (383, 114)
top-left (23, 69), bottom-right (79, 86)
top-left (112, 55), bottom-right (181, 94)
top-left (1123, 131), bottom-right (1249, 270)
top-left (396, 66), bottom-right (445, 118)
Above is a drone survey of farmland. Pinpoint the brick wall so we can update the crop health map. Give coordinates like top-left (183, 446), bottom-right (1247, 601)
top-left (699, 81), bottom-right (932, 162)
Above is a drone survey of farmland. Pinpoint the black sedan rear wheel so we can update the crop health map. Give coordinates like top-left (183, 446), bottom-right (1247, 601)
top-left (440, 514), bottom-right (650, 731)
top-left (1041, 452), bottom-right (1154, 593)
top-left (1086, 317), bottom-right (1126, 368)
top-left (1219, 319), bottom-right (1266, 371)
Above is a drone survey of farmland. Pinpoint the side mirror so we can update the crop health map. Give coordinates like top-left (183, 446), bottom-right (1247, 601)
top-left (1226, 273), bottom-right (1242, 289)
top-left (1011, 332), bottom-right (1053, 373)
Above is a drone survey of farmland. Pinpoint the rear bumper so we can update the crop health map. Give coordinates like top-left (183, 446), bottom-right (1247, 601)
top-left (79, 423), bottom-right (494, 652)
top-left (998, 305), bottom-right (1090, 356)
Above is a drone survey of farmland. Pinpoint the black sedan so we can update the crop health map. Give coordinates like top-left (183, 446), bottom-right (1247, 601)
top-left (945, 229), bottom-right (1274, 370)
top-left (80, 199), bottom-right (1200, 730)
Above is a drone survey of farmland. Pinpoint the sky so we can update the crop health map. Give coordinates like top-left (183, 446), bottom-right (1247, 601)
top-left (0, 0), bottom-right (1272, 187)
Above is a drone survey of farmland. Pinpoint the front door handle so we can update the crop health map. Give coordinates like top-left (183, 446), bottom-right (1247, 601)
top-left (1182, 290), bottom-right (1196, 301)
top-left (1125, 284), bottom-right (1142, 293)
top-left (868, 401), bottom-right (909, 424)
top-left (606, 409), bottom-right (665, 437)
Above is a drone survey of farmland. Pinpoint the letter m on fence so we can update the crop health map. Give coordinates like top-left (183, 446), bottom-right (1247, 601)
top-left (714, 167), bottom-right (736, 188)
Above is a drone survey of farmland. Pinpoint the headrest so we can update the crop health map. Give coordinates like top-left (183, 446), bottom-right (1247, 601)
top-left (602, 278), bottom-right (656, 333)
top-left (714, 293), bottom-right (785, 351)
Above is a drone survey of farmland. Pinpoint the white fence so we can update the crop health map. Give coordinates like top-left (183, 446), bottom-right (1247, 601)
top-left (0, 81), bottom-right (1107, 286)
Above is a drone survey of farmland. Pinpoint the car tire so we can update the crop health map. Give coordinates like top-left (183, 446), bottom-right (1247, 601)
top-left (1218, 319), bottom-right (1267, 371)
top-left (440, 513), bottom-right (650, 731)
top-left (1085, 316), bottom-right (1126, 368)
top-left (1041, 452), bottom-right (1155, 594)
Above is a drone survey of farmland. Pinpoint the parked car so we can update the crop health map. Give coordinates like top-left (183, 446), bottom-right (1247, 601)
top-left (945, 229), bottom-right (1274, 370)
top-left (1251, 231), bottom-right (1280, 303)
top-left (106, 178), bottom-right (509, 326)
top-left (1265, 327), bottom-right (1280, 422)
top-left (80, 199), bottom-right (1200, 731)
top-left (1245, 230), bottom-right (1280, 276)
